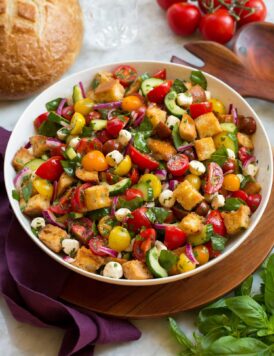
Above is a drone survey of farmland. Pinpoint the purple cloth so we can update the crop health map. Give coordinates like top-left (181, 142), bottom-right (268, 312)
top-left (0, 127), bottom-right (141, 355)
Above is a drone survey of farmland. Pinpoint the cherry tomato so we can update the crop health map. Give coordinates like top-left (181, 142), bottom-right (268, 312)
top-left (167, 154), bottom-right (189, 177)
top-left (246, 193), bottom-right (261, 212)
top-left (199, 9), bottom-right (235, 44)
top-left (238, 147), bottom-right (253, 165)
top-left (96, 129), bottom-right (112, 144)
top-left (36, 156), bottom-right (63, 181)
top-left (157, 0), bottom-right (186, 10)
top-left (71, 183), bottom-right (92, 213)
top-left (152, 68), bottom-right (166, 80)
top-left (147, 80), bottom-right (172, 104)
top-left (33, 178), bottom-right (53, 200)
top-left (198, 0), bottom-right (232, 13)
top-left (167, 3), bottom-right (201, 36)
top-left (113, 65), bottom-right (138, 87)
top-left (108, 226), bottom-right (131, 252)
top-left (232, 190), bottom-right (248, 202)
top-left (133, 228), bottom-right (156, 262)
top-left (122, 95), bottom-right (143, 112)
top-left (195, 201), bottom-right (210, 217)
top-left (70, 217), bottom-right (94, 245)
top-left (106, 116), bottom-right (129, 138)
top-left (61, 105), bottom-right (74, 121)
top-left (206, 210), bottom-right (226, 236)
top-left (164, 226), bottom-right (187, 250)
top-left (190, 102), bottom-right (213, 119)
top-left (126, 207), bottom-right (151, 232)
top-left (86, 111), bottom-right (101, 125)
top-left (50, 143), bottom-right (66, 157)
top-left (204, 162), bottom-right (224, 194)
top-left (129, 167), bottom-right (140, 185)
top-left (34, 112), bottom-right (49, 129)
top-left (82, 150), bottom-right (108, 172)
top-left (128, 145), bottom-right (159, 171)
top-left (235, 0), bottom-right (266, 27)
top-left (50, 188), bottom-right (73, 215)
top-left (222, 159), bottom-right (236, 174)
top-left (89, 236), bottom-right (108, 256)
top-left (102, 139), bottom-right (123, 155)
top-left (204, 241), bottom-right (221, 258)
top-left (193, 245), bottom-right (209, 265)
top-left (223, 174), bottom-right (240, 192)
top-left (76, 138), bottom-right (103, 155)
top-left (125, 188), bottom-right (144, 201)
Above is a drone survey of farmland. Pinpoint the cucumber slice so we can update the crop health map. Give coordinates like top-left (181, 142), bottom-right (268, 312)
top-left (164, 91), bottom-right (186, 117)
top-left (220, 123), bottom-right (237, 134)
top-left (88, 207), bottom-right (110, 221)
top-left (187, 224), bottom-right (213, 246)
top-left (107, 178), bottom-right (131, 196)
top-left (213, 132), bottom-right (238, 154)
top-left (24, 159), bottom-right (45, 172)
top-left (90, 119), bottom-right (107, 131)
top-left (65, 147), bottom-right (77, 160)
top-left (172, 122), bottom-right (185, 149)
top-left (132, 182), bottom-right (154, 202)
top-left (72, 84), bottom-right (84, 104)
top-left (146, 247), bottom-right (168, 278)
top-left (141, 78), bottom-right (163, 96)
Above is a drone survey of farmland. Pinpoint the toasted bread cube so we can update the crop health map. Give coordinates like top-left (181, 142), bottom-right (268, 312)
top-left (154, 121), bottom-right (171, 139)
top-left (179, 213), bottom-right (205, 235)
top-left (75, 168), bottom-right (99, 183)
top-left (38, 224), bottom-right (68, 253)
top-left (94, 79), bottom-right (125, 103)
top-left (94, 71), bottom-right (113, 84)
top-left (125, 78), bottom-right (142, 96)
top-left (237, 132), bottom-right (254, 150)
top-left (217, 114), bottom-right (234, 123)
top-left (57, 173), bottom-right (76, 197)
top-left (23, 194), bottom-right (50, 217)
top-left (188, 85), bottom-right (206, 103)
top-left (12, 147), bottom-right (34, 171)
top-left (243, 181), bottom-right (261, 195)
top-left (84, 185), bottom-right (111, 211)
top-left (195, 112), bottom-right (222, 138)
top-left (30, 135), bottom-right (49, 157)
top-left (174, 180), bottom-right (204, 211)
top-left (194, 137), bottom-right (216, 161)
top-left (179, 113), bottom-right (197, 141)
top-left (147, 138), bottom-right (176, 161)
top-left (123, 260), bottom-right (153, 280)
top-left (73, 246), bottom-right (105, 272)
top-left (221, 205), bottom-right (251, 235)
top-left (146, 104), bottom-right (167, 128)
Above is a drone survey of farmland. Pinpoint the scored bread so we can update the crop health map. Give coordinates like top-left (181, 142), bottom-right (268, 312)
top-left (0, 0), bottom-right (83, 100)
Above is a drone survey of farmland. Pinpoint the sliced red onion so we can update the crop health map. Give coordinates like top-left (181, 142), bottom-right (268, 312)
top-left (96, 246), bottom-right (118, 258)
top-left (155, 169), bottom-right (167, 181)
top-left (93, 101), bottom-right (122, 110)
top-left (243, 155), bottom-right (256, 168)
top-left (56, 98), bottom-right (67, 115)
top-left (111, 196), bottom-right (119, 216)
top-left (63, 256), bottom-right (75, 263)
top-left (24, 141), bottom-right (31, 149)
top-left (228, 104), bottom-right (233, 114)
top-left (62, 105), bottom-right (74, 118)
top-left (153, 223), bottom-right (172, 230)
top-left (169, 179), bottom-right (179, 191)
top-left (79, 81), bottom-right (86, 98)
top-left (224, 169), bottom-right (234, 175)
top-left (132, 107), bottom-right (146, 127)
top-left (13, 167), bottom-right (32, 190)
top-left (51, 181), bottom-right (58, 204)
top-left (42, 209), bottom-right (66, 229)
top-left (107, 109), bottom-right (116, 120)
top-left (231, 106), bottom-right (238, 125)
top-left (46, 137), bottom-right (63, 148)
top-left (177, 143), bottom-right (194, 153)
top-left (185, 243), bottom-right (199, 265)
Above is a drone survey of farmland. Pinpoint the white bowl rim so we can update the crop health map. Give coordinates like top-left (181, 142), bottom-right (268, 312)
top-left (4, 60), bottom-right (273, 286)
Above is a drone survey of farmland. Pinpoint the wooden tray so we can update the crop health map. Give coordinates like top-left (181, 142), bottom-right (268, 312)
top-left (60, 185), bottom-right (274, 319)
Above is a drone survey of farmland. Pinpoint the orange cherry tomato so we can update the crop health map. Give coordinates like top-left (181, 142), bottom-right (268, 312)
top-left (82, 150), bottom-right (108, 172)
top-left (122, 95), bottom-right (143, 112)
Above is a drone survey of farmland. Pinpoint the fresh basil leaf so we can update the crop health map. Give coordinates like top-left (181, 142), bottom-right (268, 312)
top-left (172, 122), bottom-right (185, 149)
top-left (133, 131), bottom-right (151, 153)
top-left (22, 182), bottom-right (32, 203)
top-left (149, 207), bottom-right (169, 223)
top-left (198, 314), bottom-right (231, 335)
top-left (61, 160), bottom-right (75, 177)
top-left (168, 318), bottom-right (194, 352)
top-left (45, 97), bottom-right (62, 111)
top-left (12, 189), bottom-right (20, 201)
top-left (171, 79), bottom-right (187, 94)
top-left (91, 77), bottom-right (100, 90)
top-left (81, 126), bottom-right (94, 137)
top-left (139, 116), bottom-right (153, 132)
top-left (264, 254), bottom-right (274, 315)
top-left (209, 147), bottom-right (228, 167)
top-left (235, 275), bottom-right (253, 297)
top-left (240, 175), bottom-right (255, 189)
top-left (38, 120), bottom-right (59, 137)
top-left (211, 234), bottom-right (227, 251)
top-left (97, 109), bottom-right (109, 120)
top-left (88, 208), bottom-right (110, 221)
top-left (118, 197), bottom-right (144, 211)
top-left (200, 327), bottom-right (230, 351)
top-left (145, 209), bottom-right (156, 223)
top-left (190, 70), bottom-right (207, 90)
top-left (159, 250), bottom-right (178, 271)
top-left (222, 198), bottom-right (246, 212)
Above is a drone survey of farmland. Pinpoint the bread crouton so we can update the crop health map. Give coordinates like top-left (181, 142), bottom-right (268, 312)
top-left (146, 104), bottom-right (167, 128)
top-left (217, 114), bottom-right (234, 123)
top-left (179, 213), bottom-right (205, 235)
top-left (221, 205), bottom-right (251, 235)
top-left (123, 260), bottom-right (153, 280)
top-left (237, 132), bottom-right (254, 150)
top-left (57, 173), bottom-right (76, 197)
top-left (75, 168), bottom-right (99, 183)
top-left (179, 113), bottom-right (197, 141)
top-left (154, 121), bottom-right (171, 139)
top-left (243, 181), bottom-right (261, 195)
top-left (194, 137), bottom-right (216, 161)
top-left (125, 78), bottom-right (142, 96)
top-left (73, 246), bottom-right (105, 272)
top-left (94, 79), bottom-right (125, 103)
top-left (84, 185), bottom-right (111, 211)
top-left (30, 135), bottom-right (49, 157)
top-left (23, 194), bottom-right (50, 217)
top-left (147, 138), bottom-right (176, 161)
top-left (12, 147), bottom-right (34, 171)
top-left (188, 85), bottom-right (206, 103)
top-left (174, 180), bottom-right (204, 211)
top-left (195, 112), bottom-right (222, 138)
top-left (38, 224), bottom-right (68, 253)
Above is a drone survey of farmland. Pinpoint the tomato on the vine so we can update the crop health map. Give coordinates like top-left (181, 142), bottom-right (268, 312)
top-left (157, 0), bottom-right (187, 11)
top-left (113, 65), bottom-right (138, 87)
top-left (198, 0), bottom-right (232, 13)
top-left (235, 0), bottom-right (266, 27)
top-left (167, 3), bottom-right (201, 36)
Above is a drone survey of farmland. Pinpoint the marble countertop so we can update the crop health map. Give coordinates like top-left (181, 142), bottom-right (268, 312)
top-left (0, 1), bottom-right (273, 355)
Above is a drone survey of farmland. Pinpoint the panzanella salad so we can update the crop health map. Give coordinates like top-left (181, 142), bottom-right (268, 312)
top-left (12, 65), bottom-right (262, 280)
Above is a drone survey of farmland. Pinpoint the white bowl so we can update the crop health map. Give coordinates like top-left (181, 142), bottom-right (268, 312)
top-left (4, 61), bottom-right (273, 286)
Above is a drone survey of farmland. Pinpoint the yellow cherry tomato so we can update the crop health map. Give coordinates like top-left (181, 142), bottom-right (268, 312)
top-left (193, 245), bottom-right (209, 265)
top-left (82, 150), bottom-right (108, 172)
top-left (114, 155), bottom-right (132, 176)
top-left (33, 178), bottom-right (53, 199)
top-left (223, 174), bottom-right (240, 191)
top-left (70, 112), bottom-right (86, 135)
top-left (74, 98), bottom-right (94, 116)
top-left (121, 95), bottom-right (143, 112)
top-left (177, 253), bottom-right (196, 273)
top-left (209, 98), bottom-right (226, 115)
top-left (108, 226), bottom-right (131, 252)
top-left (185, 174), bottom-right (201, 191)
top-left (139, 173), bottom-right (162, 198)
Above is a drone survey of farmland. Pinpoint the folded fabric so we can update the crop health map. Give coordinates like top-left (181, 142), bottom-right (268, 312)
top-left (0, 127), bottom-right (141, 355)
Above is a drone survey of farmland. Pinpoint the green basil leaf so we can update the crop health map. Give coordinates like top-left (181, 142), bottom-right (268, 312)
top-left (88, 208), bottom-right (110, 221)
top-left (133, 131), bottom-right (151, 153)
top-left (171, 79), bottom-right (187, 94)
top-left (81, 126), bottom-right (94, 137)
top-left (38, 120), bottom-right (59, 137)
top-left (198, 314), bottom-right (232, 335)
top-left (12, 189), bottom-right (20, 201)
top-left (22, 182), bottom-right (32, 203)
top-left (118, 197), bottom-right (144, 211)
top-left (172, 122), bottom-right (185, 149)
top-left (159, 250), bottom-right (178, 271)
top-left (91, 77), bottom-right (100, 90)
top-left (149, 207), bottom-right (169, 223)
top-left (190, 70), bottom-right (207, 90)
top-left (264, 254), bottom-right (274, 315)
top-left (200, 327), bottom-right (230, 351)
top-left (61, 160), bottom-right (76, 177)
top-left (139, 116), bottom-right (153, 132)
top-left (222, 198), bottom-right (246, 212)
top-left (211, 234), bottom-right (227, 251)
top-left (235, 275), bottom-right (253, 297)
top-left (168, 318), bottom-right (194, 352)
top-left (145, 209), bottom-right (156, 223)
top-left (240, 175), bottom-right (255, 189)
top-left (45, 97), bottom-right (62, 111)
top-left (209, 147), bottom-right (228, 167)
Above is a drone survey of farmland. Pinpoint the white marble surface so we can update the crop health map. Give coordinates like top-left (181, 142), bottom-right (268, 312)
top-left (0, 0), bottom-right (274, 355)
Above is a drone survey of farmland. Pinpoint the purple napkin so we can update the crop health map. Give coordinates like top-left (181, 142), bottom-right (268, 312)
top-left (0, 127), bottom-right (141, 355)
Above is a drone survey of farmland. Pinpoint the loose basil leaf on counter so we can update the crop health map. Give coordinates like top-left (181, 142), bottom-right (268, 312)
top-left (45, 97), bottom-right (62, 111)
top-left (22, 182), bottom-right (32, 203)
top-left (222, 198), bottom-right (246, 212)
top-left (264, 254), bottom-right (274, 314)
top-left (168, 318), bottom-right (194, 352)
top-left (211, 234), bottom-right (227, 251)
top-left (171, 79), bottom-right (187, 94)
top-left (12, 189), bottom-right (20, 201)
top-left (209, 147), bottom-right (228, 167)
top-left (38, 120), bottom-right (59, 137)
top-left (190, 70), bottom-right (207, 90)
top-left (235, 275), bottom-right (253, 297)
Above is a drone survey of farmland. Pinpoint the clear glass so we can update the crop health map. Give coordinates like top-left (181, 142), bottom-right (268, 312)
top-left (82, 0), bottom-right (139, 51)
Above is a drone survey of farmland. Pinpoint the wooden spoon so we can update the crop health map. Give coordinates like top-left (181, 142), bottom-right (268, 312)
top-left (171, 22), bottom-right (274, 102)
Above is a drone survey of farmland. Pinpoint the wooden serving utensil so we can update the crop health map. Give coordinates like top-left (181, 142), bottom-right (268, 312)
top-left (171, 22), bottom-right (274, 102)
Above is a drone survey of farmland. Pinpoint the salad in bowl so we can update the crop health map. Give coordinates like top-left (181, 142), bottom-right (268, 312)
top-left (8, 62), bottom-right (271, 285)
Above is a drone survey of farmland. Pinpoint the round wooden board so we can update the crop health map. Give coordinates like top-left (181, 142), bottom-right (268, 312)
top-left (60, 183), bottom-right (274, 319)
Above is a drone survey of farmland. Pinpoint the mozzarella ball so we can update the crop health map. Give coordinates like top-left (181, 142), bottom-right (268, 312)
top-left (103, 261), bottom-right (123, 279)
top-left (237, 174), bottom-right (245, 183)
top-left (226, 148), bottom-right (236, 159)
top-left (69, 136), bottom-right (81, 148)
top-left (115, 208), bottom-right (131, 222)
top-left (211, 194), bottom-right (225, 210)
top-left (62, 239), bottom-right (80, 256)
top-left (189, 160), bottom-right (206, 176)
top-left (31, 217), bottom-right (46, 230)
top-left (106, 150), bottom-right (124, 167)
top-left (159, 189), bottom-right (176, 208)
top-left (177, 92), bottom-right (193, 107)
top-left (243, 164), bottom-right (258, 177)
top-left (118, 129), bottom-right (132, 146)
top-left (57, 128), bottom-right (68, 141)
top-left (205, 90), bottom-right (211, 101)
top-left (166, 115), bottom-right (180, 129)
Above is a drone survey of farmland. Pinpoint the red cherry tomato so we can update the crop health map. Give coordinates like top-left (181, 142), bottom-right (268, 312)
top-left (71, 183), bottom-right (92, 213)
top-left (147, 80), bottom-right (172, 104)
top-left (152, 68), bottom-right (167, 80)
top-left (167, 3), bottom-right (201, 36)
top-left (167, 154), bottom-right (189, 177)
top-left (129, 167), bottom-right (140, 185)
top-left (125, 188), bottom-right (144, 201)
top-left (61, 105), bottom-right (74, 121)
top-left (204, 162), bottom-right (224, 194)
top-left (164, 226), bottom-right (187, 250)
top-left (206, 210), bottom-right (226, 236)
top-left (96, 129), bottom-right (112, 144)
top-left (204, 241), bottom-right (221, 258)
top-left (246, 193), bottom-right (261, 212)
top-left (235, 0), bottom-right (266, 27)
top-left (128, 145), bottom-right (159, 171)
top-left (89, 236), bottom-right (108, 256)
top-left (238, 147), bottom-right (253, 165)
top-left (76, 138), bottom-right (103, 155)
top-left (34, 112), bottom-right (49, 129)
top-left (50, 188), bottom-right (73, 215)
top-left (106, 116), bottom-right (129, 138)
top-left (113, 65), bottom-right (138, 87)
top-left (49, 143), bottom-right (66, 157)
top-left (198, 0), bottom-right (232, 13)
top-left (232, 190), bottom-right (248, 202)
top-left (133, 228), bottom-right (156, 261)
top-left (69, 217), bottom-right (94, 245)
top-left (157, 0), bottom-right (186, 10)
top-left (126, 207), bottom-right (152, 232)
top-left (36, 156), bottom-right (63, 181)
top-left (199, 9), bottom-right (235, 44)
top-left (190, 102), bottom-right (213, 119)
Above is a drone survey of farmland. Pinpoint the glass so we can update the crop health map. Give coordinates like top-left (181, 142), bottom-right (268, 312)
top-left (82, 0), bottom-right (139, 51)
